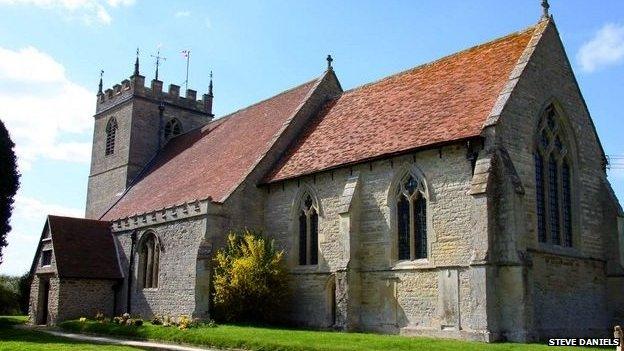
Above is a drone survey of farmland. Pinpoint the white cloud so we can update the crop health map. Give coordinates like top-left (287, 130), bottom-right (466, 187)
top-left (0, 0), bottom-right (135, 25)
top-left (0, 46), bottom-right (93, 171)
top-left (578, 23), bottom-right (624, 73)
top-left (13, 195), bottom-right (83, 222)
top-left (107, 0), bottom-right (134, 7)
top-left (174, 10), bottom-right (190, 18)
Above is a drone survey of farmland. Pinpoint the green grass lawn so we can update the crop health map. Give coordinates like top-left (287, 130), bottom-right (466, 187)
top-left (0, 316), bottom-right (142, 350)
top-left (59, 318), bottom-right (609, 351)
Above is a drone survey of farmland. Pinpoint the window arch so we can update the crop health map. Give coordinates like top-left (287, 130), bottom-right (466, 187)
top-left (105, 118), bottom-right (118, 156)
top-left (138, 232), bottom-right (160, 289)
top-left (164, 118), bottom-right (182, 140)
top-left (534, 105), bottom-right (574, 247)
top-left (296, 190), bottom-right (319, 266)
top-left (392, 167), bottom-right (429, 261)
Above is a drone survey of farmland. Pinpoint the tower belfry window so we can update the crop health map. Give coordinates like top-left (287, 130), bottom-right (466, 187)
top-left (105, 117), bottom-right (118, 156)
top-left (534, 106), bottom-right (574, 247)
top-left (164, 119), bottom-right (182, 140)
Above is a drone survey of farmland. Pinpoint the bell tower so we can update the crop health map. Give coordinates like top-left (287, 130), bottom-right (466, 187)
top-left (85, 54), bottom-right (214, 219)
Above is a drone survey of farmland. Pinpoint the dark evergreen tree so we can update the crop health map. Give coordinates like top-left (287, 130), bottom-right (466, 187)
top-left (0, 119), bottom-right (19, 264)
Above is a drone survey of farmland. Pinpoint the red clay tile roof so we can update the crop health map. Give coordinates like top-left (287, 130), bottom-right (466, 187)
top-left (48, 215), bottom-right (122, 279)
top-left (266, 25), bottom-right (536, 182)
top-left (101, 78), bottom-right (320, 221)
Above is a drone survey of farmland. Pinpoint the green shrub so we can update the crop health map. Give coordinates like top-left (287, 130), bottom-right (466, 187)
top-left (151, 315), bottom-right (163, 325)
top-left (212, 229), bottom-right (289, 323)
top-left (0, 282), bottom-right (20, 316)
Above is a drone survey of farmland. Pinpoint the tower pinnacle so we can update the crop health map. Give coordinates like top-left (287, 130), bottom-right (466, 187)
top-left (98, 70), bottom-right (104, 94)
top-left (134, 47), bottom-right (140, 77)
top-left (151, 48), bottom-right (166, 81)
top-left (208, 71), bottom-right (213, 97)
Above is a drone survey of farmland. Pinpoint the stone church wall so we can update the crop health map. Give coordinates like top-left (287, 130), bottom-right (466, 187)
top-left (114, 216), bottom-right (207, 319)
top-left (265, 146), bottom-right (490, 339)
top-left (493, 22), bottom-right (622, 339)
top-left (531, 254), bottom-right (607, 338)
top-left (86, 102), bottom-right (134, 219)
top-left (57, 279), bottom-right (117, 321)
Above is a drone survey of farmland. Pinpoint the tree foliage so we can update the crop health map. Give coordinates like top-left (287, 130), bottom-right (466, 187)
top-left (0, 273), bottom-right (29, 315)
top-left (0, 119), bottom-right (19, 264)
top-left (212, 229), bottom-right (289, 323)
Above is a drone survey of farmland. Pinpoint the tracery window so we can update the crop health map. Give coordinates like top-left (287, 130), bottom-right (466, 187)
top-left (534, 105), bottom-right (573, 247)
top-left (164, 118), bottom-right (182, 140)
top-left (396, 173), bottom-right (428, 260)
top-left (298, 194), bottom-right (318, 266)
top-left (105, 117), bottom-right (118, 156)
top-left (138, 232), bottom-right (160, 289)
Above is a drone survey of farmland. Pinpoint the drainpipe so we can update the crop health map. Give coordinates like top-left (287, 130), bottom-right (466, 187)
top-left (126, 230), bottom-right (137, 313)
top-left (157, 101), bottom-right (165, 150)
top-left (112, 281), bottom-right (119, 317)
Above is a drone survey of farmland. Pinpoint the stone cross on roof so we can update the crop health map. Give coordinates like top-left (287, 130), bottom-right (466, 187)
top-left (541, 0), bottom-right (550, 18)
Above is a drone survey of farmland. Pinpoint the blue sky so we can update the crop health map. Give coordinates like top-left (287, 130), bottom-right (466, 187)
top-left (0, 0), bottom-right (623, 275)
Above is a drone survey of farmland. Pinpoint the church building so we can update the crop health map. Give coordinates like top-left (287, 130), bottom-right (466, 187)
top-left (27, 6), bottom-right (624, 342)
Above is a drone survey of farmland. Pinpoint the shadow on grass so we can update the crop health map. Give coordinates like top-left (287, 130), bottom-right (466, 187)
top-left (0, 316), bottom-right (148, 350)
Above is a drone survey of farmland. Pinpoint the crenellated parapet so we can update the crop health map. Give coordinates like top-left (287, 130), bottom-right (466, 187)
top-left (109, 197), bottom-right (218, 232)
top-left (96, 74), bottom-right (213, 116)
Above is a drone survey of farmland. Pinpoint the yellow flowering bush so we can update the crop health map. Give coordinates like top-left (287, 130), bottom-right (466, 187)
top-left (212, 229), bottom-right (289, 322)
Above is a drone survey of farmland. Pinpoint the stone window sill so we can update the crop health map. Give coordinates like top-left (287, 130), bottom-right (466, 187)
top-left (290, 265), bottom-right (320, 274)
top-left (391, 259), bottom-right (432, 270)
top-left (142, 287), bottom-right (159, 292)
top-left (530, 244), bottom-right (583, 259)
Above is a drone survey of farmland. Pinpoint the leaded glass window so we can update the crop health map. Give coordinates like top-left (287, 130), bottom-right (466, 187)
top-left (138, 232), bottom-right (160, 289)
top-left (548, 156), bottom-right (560, 245)
top-left (396, 173), bottom-right (428, 260)
top-left (562, 162), bottom-right (573, 247)
top-left (534, 105), bottom-right (574, 247)
top-left (534, 152), bottom-right (547, 242)
top-left (298, 194), bottom-right (319, 265)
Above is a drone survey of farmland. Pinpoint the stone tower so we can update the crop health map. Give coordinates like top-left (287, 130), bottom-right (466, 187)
top-left (85, 60), bottom-right (214, 219)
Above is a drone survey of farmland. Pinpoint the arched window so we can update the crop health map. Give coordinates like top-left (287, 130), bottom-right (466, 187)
top-left (138, 232), bottom-right (160, 289)
top-left (164, 118), bottom-right (182, 140)
top-left (534, 105), bottom-right (574, 247)
top-left (395, 172), bottom-right (428, 260)
top-left (297, 193), bottom-right (319, 266)
top-left (105, 118), bottom-right (118, 156)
